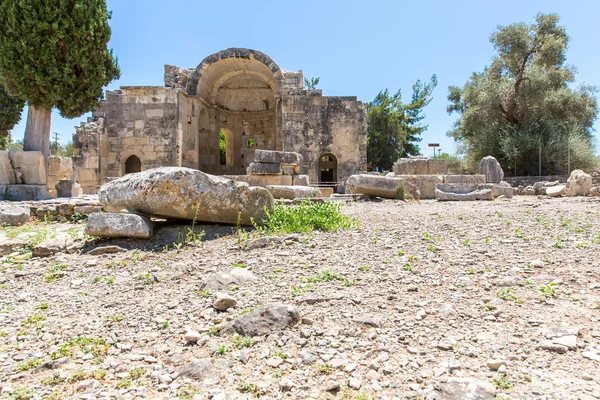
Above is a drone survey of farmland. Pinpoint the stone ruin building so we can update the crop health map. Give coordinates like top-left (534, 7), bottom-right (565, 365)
top-left (71, 48), bottom-right (367, 195)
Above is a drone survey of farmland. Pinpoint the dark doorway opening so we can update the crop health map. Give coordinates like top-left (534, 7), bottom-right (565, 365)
top-left (125, 155), bottom-right (142, 174)
top-left (319, 153), bottom-right (337, 183)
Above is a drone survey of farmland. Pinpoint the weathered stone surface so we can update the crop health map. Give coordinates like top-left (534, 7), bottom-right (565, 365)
top-left (8, 151), bottom-right (47, 185)
top-left (492, 181), bottom-right (514, 199)
top-left (254, 149), bottom-right (303, 166)
top-left (394, 158), bottom-right (428, 175)
top-left (546, 185), bottom-right (566, 197)
top-left (589, 186), bottom-right (600, 197)
top-left (435, 378), bottom-right (496, 400)
top-left (2, 184), bottom-right (51, 201)
top-left (346, 174), bottom-right (420, 200)
top-left (0, 205), bottom-right (30, 226)
top-left (396, 175), bottom-right (443, 199)
top-left (0, 151), bottom-right (15, 185)
top-left (213, 292), bottom-right (237, 311)
top-left (435, 183), bottom-right (494, 201)
top-left (202, 268), bottom-right (258, 290)
top-left (98, 167), bottom-right (274, 225)
top-left (292, 175), bottom-right (309, 186)
top-left (223, 303), bottom-right (300, 337)
top-left (85, 213), bottom-right (153, 238)
top-left (443, 174), bottom-right (486, 184)
top-left (565, 169), bottom-right (592, 197)
top-left (266, 185), bottom-right (320, 200)
top-left (73, 205), bottom-right (103, 216)
top-left (427, 159), bottom-right (447, 174)
top-left (178, 359), bottom-right (231, 385)
top-left (32, 234), bottom-right (73, 257)
top-left (478, 156), bottom-right (504, 183)
top-left (246, 163), bottom-right (282, 176)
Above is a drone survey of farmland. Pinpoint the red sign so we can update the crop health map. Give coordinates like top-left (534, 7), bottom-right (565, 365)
top-left (428, 143), bottom-right (440, 147)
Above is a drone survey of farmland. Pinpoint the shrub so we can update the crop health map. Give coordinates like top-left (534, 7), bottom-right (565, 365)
top-left (258, 201), bottom-right (358, 234)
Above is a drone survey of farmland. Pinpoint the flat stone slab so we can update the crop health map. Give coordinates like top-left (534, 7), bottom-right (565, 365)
top-left (394, 158), bottom-right (447, 175)
top-left (443, 175), bottom-right (486, 184)
top-left (435, 183), bottom-right (495, 201)
top-left (246, 163), bottom-right (282, 176)
top-left (346, 174), bottom-right (420, 200)
top-left (85, 213), bottom-right (153, 238)
top-left (0, 205), bottom-right (30, 226)
top-left (253, 150), bottom-right (303, 166)
top-left (1, 185), bottom-right (51, 201)
top-left (266, 185), bottom-right (320, 200)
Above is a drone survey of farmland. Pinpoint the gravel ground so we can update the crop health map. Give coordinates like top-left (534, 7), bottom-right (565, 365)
top-left (1, 196), bottom-right (600, 400)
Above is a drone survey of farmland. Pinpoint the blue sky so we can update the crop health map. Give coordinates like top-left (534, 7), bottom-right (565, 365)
top-left (10, 0), bottom-right (600, 155)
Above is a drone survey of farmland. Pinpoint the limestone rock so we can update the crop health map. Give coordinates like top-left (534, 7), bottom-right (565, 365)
top-left (395, 175), bottom-right (443, 199)
top-left (246, 162), bottom-right (282, 175)
top-left (565, 169), bottom-right (592, 197)
top-left (253, 150), bottom-right (303, 166)
top-left (346, 174), bottom-right (420, 200)
top-left (223, 303), bottom-right (300, 337)
top-left (178, 359), bottom-right (231, 385)
top-left (394, 158), bottom-right (446, 175)
top-left (73, 205), bottom-right (103, 216)
top-left (213, 292), bottom-right (237, 311)
top-left (443, 175), bottom-right (486, 184)
top-left (266, 185), bottom-right (320, 200)
top-left (546, 185), bottom-right (566, 197)
top-left (85, 213), bottom-right (154, 238)
top-left (98, 167), bottom-right (274, 225)
top-left (4, 185), bottom-right (51, 201)
top-left (0, 151), bottom-right (15, 185)
top-left (435, 378), bottom-right (496, 400)
top-left (435, 183), bottom-right (494, 201)
top-left (8, 151), bottom-right (47, 185)
top-left (202, 268), bottom-right (258, 290)
top-left (478, 156), bottom-right (504, 183)
top-left (0, 205), bottom-right (30, 226)
top-left (492, 181), bottom-right (514, 199)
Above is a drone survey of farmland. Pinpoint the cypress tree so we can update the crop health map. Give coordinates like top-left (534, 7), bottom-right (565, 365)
top-left (0, 0), bottom-right (120, 162)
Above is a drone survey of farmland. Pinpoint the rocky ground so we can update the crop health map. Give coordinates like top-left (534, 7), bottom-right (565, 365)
top-left (1, 196), bottom-right (599, 399)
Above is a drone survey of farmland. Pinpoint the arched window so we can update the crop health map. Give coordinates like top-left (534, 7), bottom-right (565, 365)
top-left (319, 153), bottom-right (337, 183)
top-left (219, 128), bottom-right (234, 166)
top-left (125, 155), bottom-right (142, 174)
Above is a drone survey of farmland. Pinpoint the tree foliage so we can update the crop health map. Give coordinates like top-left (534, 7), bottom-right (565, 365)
top-left (219, 129), bottom-right (226, 165)
top-left (367, 75), bottom-right (437, 171)
top-left (447, 13), bottom-right (598, 175)
top-left (0, 0), bottom-right (120, 118)
top-left (0, 81), bottom-right (24, 147)
top-left (303, 77), bottom-right (320, 90)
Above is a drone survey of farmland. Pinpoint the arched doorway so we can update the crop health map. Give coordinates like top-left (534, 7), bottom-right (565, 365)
top-left (219, 128), bottom-right (234, 167)
top-left (124, 155), bottom-right (142, 174)
top-left (319, 153), bottom-right (337, 183)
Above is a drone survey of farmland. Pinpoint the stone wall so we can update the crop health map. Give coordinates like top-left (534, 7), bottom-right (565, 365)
top-left (504, 176), bottom-right (567, 187)
top-left (47, 157), bottom-right (73, 198)
top-left (281, 91), bottom-right (367, 184)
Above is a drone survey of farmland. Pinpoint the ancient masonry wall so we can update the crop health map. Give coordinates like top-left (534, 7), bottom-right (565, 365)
top-left (281, 89), bottom-right (367, 183)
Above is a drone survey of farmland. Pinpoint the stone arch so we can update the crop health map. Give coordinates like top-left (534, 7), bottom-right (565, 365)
top-left (120, 151), bottom-right (144, 176)
top-left (186, 48), bottom-right (285, 97)
top-left (199, 107), bottom-right (209, 131)
top-left (318, 153), bottom-right (338, 183)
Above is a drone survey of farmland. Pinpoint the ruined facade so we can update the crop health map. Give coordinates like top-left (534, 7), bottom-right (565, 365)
top-left (73, 48), bottom-right (367, 194)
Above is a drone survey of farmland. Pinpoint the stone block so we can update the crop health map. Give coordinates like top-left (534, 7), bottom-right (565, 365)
top-left (546, 185), bottom-right (566, 197)
top-left (427, 159), bottom-right (447, 174)
top-left (266, 185), bottom-right (321, 200)
top-left (396, 175), bottom-right (443, 199)
top-left (293, 175), bottom-right (310, 186)
top-left (319, 187), bottom-right (334, 197)
top-left (565, 169), bottom-right (592, 197)
top-left (0, 151), bottom-right (15, 185)
top-left (443, 175), bottom-right (486, 184)
top-left (5, 185), bottom-right (51, 201)
top-left (8, 151), bottom-right (47, 185)
top-left (247, 163), bottom-right (282, 176)
top-left (435, 183), bottom-right (494, 201)
top-left (346, 174), bottom-right (420, 200)
top-left (493, 182), bottom-right (514, 199)
top-left (394, 158), bottom-right (428, 175)
top-left (85, 212), bottom-right (154, 238)
top-left (0, 205), bottom-right (31, 226)
top-left (253, 150), bottom-right (303, 166)
top-left (478, 156), bottom-right (504, 183)
top-left (74, 205), bottom-right (103, 215)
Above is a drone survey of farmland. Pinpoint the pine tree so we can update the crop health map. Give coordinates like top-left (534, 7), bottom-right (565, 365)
top-left (0, 81), bottom-right (25, 149)
top-left (0, 0), bottom-right (120, 162)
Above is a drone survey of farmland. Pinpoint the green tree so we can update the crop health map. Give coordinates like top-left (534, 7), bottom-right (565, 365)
top-left (0, 0), bottom-right (120, 163)
top-left (303, 77), bottom-right (320, 90)
top-left (447, 13), bottom-right (598, 175)
top-left (367, 75), bottom-right (437, 171)
top-left (219, 129), bottom-right (227, 165)
top-left (0, 81), bottom-right (25, 148)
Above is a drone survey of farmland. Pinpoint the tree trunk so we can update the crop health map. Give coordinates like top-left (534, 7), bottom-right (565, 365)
top-left (23, 104), bottom-right (51, 165)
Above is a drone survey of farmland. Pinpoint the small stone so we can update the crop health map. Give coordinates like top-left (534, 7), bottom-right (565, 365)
top-left (529, 259), bottom-right (545, 268)
top-left (407, 285), bottom-right (418, 292)
top-left (348, 378), bottom-right (362, 390)
top-left (213, 292), bottom-right (237, 311)
top-left (487, 359), bottom-right (507, 370)
top-left (325, 380), bottom-right (340, 392)
top-left (279, 378), bottom-right (294, 391)
top-left (183, 330), bottom-right (202, 343)
top-left (552, 335), bottom-right (577, 350)
top-left (540, 341), bottom-right (568, 354)
top-left (265, 358), bottom-right (284, 368)
top-left (436, 342), bottom-right (453, 351)
top-left (582, 352), bottom-right (600, 362)
top-left (365, 370), bottom-right (381, 381)
top-left (330, 358), bottom-right (348, 369)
